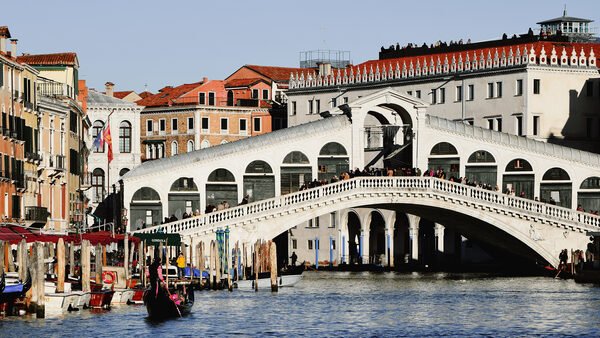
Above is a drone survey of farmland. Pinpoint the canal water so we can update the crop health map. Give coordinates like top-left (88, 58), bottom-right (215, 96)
top-left (2, 271), bottom-right (600, 337)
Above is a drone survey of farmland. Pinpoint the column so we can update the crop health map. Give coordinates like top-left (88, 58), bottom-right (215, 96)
top-left (386, 228), bottom-right (395, 268)
top-left (435, 223), bottom-right (445, 253)
top-left (407, 214), bottom-right (420, 262)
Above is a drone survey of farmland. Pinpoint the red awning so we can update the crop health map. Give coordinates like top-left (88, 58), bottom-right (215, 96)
top-left (0, 226), bottom-right (139, 245)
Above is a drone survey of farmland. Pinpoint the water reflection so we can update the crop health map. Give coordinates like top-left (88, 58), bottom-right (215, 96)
top-left (2, 271), bottom-right (600, 337)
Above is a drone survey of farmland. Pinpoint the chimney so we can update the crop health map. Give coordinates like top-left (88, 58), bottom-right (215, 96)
top-left (0, 36), bottom-right (5, 54)
top-left (105, 82), bottom-right (115, 97)
top-left (9, 39), bottom-right (17, 57)
top-left (317, 62), bottom-right (332, 77)
top-left (202, 77), bottom-right (208, 83)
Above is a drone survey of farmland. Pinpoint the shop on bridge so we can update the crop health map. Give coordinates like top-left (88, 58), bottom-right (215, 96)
top-left (502, 159), bottom-right (534, 199)
top-left (578, 177), bottom-right (600, 212)
top-left (130, 187), bottom-right (163, 229)
top-left (168, 177), bottom-right (200, 218)
top-left (281, 151), bottom-right (312, 195)
top-left (540, 167), bottom-right (572, 208)
top-left (428, 142), bottom-right (460, 179)
top-left (206, 169), bottom-right (238, 208)
top-left (465, 150), bottom-right (497, 186)
top-left (318, 142), bottom-right (349, 182)
top-left (243, 160), bottom-right (275, 203)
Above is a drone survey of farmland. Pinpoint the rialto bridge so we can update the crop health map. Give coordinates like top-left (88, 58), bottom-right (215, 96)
top-left (125, 88), bottom-right (600, 268)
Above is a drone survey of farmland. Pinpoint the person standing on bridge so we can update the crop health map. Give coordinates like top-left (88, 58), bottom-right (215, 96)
top-left (176, 253), bottom-right (186, 279)
top-left (290, 252), bottom-right (298, 266)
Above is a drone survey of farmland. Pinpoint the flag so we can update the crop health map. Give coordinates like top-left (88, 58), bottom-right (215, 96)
top-left (103, 122), bottom-right (113, 163)
top-left (92, 129), bottom-right (104, 151)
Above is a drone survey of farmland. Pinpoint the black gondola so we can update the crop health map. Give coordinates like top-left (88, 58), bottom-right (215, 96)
top-left (143, 282), bottom-right (194, 320)
top-left (0, 270), bottom-right (32, 304)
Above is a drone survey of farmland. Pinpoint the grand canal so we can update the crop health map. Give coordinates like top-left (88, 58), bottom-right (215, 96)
top-left (2, 271), bottom-right (600, 337)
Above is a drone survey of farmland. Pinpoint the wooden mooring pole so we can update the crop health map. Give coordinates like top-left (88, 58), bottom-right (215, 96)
top-left (31, 242), bottom-right (45, 318)
top-left (56, 238), bottom-right (65, 293)
top-left (82, 240), bottom-right (91, 293)
top-left (270, 241), bottom-right (278, 292)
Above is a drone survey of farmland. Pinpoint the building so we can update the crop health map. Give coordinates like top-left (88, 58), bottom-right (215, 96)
top-left (18, 51), bottom-right (90, 231)
top-left (86, 82), bottom-right (142, 226)
top-left (137, 78), bottom-right (271, 162)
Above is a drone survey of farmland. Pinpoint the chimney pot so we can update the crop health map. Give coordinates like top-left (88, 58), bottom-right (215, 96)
top-left (9, 39), bottom-right (17, 58)
top-left (105, 82), bottom-right (115, 97)
top-left (202, 77), bottom-right (208, 83)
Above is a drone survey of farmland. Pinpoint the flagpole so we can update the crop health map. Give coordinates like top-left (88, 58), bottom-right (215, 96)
top-left (107, 111), bottom-right (110, 225)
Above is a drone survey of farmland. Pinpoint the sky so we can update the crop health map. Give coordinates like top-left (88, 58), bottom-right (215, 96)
top-left (2, 0), bottom-right (599, 93)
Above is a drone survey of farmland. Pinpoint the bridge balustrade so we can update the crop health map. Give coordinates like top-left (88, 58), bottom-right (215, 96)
top-left (135, 176), bottom-right (600, 236)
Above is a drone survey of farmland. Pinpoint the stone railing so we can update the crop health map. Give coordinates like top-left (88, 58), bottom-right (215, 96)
top-left (134, 177), bottom-right (600, 237)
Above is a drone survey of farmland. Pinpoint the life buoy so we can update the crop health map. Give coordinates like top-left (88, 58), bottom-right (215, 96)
top-left (102, 271), bottom-right (116, 284)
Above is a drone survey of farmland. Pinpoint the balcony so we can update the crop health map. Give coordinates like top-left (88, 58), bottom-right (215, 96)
top-left (24, 101), bottom-right (34, 111)
top-left (25, 151), bottom-right (43, 164)
top-left (81, 171), bottom-right (92, 189)
top-left (24, 206), bottom-right (49, 228)
top-left (47, 154), bottom-right (66, 177)
top-left (37, 80), bottom-right (74, 100)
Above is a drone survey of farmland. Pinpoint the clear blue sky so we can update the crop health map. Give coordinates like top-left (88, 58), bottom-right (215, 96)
top-left (3, 0), bottom-right (599, 93)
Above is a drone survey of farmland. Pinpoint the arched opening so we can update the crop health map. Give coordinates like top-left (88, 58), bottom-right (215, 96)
top-left (465, 150), bottom-right (497, 187)
top-left (540, 167), bottom-right (571, 208)
top-left (280, 151), bottom-right (311, 195)
top-left (318, 142), bottom-right (349, 182)
top-left (168, 177), bottom-right (200, 219)
top-left (418, 218), bottom-right (436, 265)
top-left (119, 168), bottom-right (130, 177)
top-left (243, 160), bottom-right (275, 203)
top-left (187, 140), bottom-right (195, 152)
top-left (502, 159), bottom-right (534, 199)
top-left (201, 139), bottom-right (210, 149)
top-left (91, 168), bottom-right (105, 203)
top-left (171, 141), bottom-right (178, 156)
top-left (347, 212), bottom-right (361, 265)
top-left (119, 121), bottom-right (132, 153)
top-left (227, 90), bottom-right (234, 106)
top-left (578, 177), bottom-right (600, 212)
top-left (428, 142), bottom-right (460, 179)
top-left (130, 187), bottom-right (162, 230)
top-left (92, 120), bottom-right (104, 153)
top-left (393, 212), bottom-right (410, 266)
top-left (206, 168), bottom-right (237, 210)
top-left (375, 103), bottom-right (414, 170)
top-left (368, 211), bottom-right (386, 265)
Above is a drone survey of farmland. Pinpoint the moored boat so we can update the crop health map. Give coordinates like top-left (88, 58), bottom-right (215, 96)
top-left (143, 281), bottom-right (194, 320)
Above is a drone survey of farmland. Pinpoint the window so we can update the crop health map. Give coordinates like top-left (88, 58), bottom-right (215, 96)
top-left (159, 119), bottom-right (166, 132)
top-left (145, 210), bottom-right (152, 226)
top-left (308, 240), bottom-right (313, 250)
top-left (201, 117), bottom-right (209, 131)
top-left (220, 118), bottom-right (228, 133)
top-left (262, 89), bottom-right (269, 100)
top-left (187, 140), bottom-right (194, 152)
top-left (332, 240), bottom-right (336, 250)
top-left (208, 92), bottom-right (215, 105)
top-left (467, 85), bottom-right (474, 101)
top-left (587, 81), bottom-right (594, 97)
top-left (516, 116), bottom-right (523, 136)
top-left (415, 90), bottom-right (421, 99)
top-left (496, 82), bottom-right (502, 98)
top-left (331, 97), bottom-right (337, 108)
top-left (239, 119), bottom-right (247, 135)
top-left (431, 89), bottom-right (437, 104)
top-left (315, 100), bottom-right (320, 114)
top-left (439, 88), bottom-right (445, 104)
top-left (146, 120), bottom-right (153, 133)
top-left (171, 118), bottom-right (178, 134)
top-left (171, 141), bottom-right (178, 155)
top-left (119, 121), bottom-right (131, 153)
top-left (199, 92), bottom-right (206, 104)
top-left (291, 101), bottom-right (297, 115)
top-left (343, 97), bottom-right (348, 103)
top-left (487, 83), bottom-right (494, 98)
top-left (187, 117), bottom-right (194, 131)
top-left (533, 116), bottom-right (540, 136)
top-left (533, 79), bottom-right (540, 94)
top-left (292, 239), bottom-right (297, 250)
top-left (308, 219), bottom-right (313, 228)
top-left (455, 86), bottom-right (462, 102)
top-left (329, 212), bottom-right (336, 228)
top-left (407, 90), bottom-right (413, 96)
top-left (314, 217), bottom-right (320, 228)
top-left (516, 79), bottom-right (523, 96)
top-left (308, 100), bottom-right (313, 114)
top-left (496, 118), bottom-right (502, 132)
top-left (253, 117), bottom-right (261, 132)
top-left (252, 89), bottom-right (259, 99)
top-left (464, 118), bottom-right (474, 126)
top-left (487, 119), bottom-right (494, 130)
top-left (93, 120), bottom-right (104, 153)
top-left (91, 168), bottom-right (105, 202)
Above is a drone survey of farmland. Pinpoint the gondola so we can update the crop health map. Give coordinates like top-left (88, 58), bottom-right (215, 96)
top-left (0, 271), bottom-right (32, 304)
top-left (143, 281), bottom-right (194, 320)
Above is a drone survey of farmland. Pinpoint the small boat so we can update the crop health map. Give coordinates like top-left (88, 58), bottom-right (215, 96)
top-left (235, 273), bottom-right (303, 290)
top-left (143, 281), bottom-right (194, 320)
top-left (89, 288), bottom-right (115, 309)
top-left (0, 271), bottom-right (32, 304)
top-left (44, 281), bottom-right (81, 314)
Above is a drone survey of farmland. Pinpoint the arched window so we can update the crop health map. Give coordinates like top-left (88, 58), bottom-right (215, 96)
top-left (227, 90), bottom-right (234, 106)
top-left (91, 168), bottom-right (105, 202)
top-left (245, 160), bottom-right (273, 174)
top-left (208, 168), bottom-right (235, 182)
top-left (187, 140), bottom-right (194, 152)
top-left (171, 141), bottom-right (178, 156)
top-left (283, 151), bottom-right (310, 164)
top-left (92, 120), bottom-right (104, 153)
top-left (319, 142), bottom-right (348, 156)
top-left (542, 168), bottom-right (570, 181)
top-left (467, 150), bottom-right (495, 163)
top-left (201, 139), bottom-right (210, 149)
top-left (430, 142), bottom-right (458, 155)
top-left (131, 187), bottom-right (161, 201)
top-left (505, 159), bottom-right (533, 172)
top-left (119, 168), bottom-right (130, 177)
top-left (580, 177), bottom-right (600, 189)
top-left (119, 121), bottom-right (132, 153)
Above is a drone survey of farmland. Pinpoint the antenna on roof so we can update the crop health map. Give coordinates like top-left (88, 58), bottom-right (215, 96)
top-left (563, 4), bottom-right (567, 17)
top-left (144, 83), bottom-right (148, 92)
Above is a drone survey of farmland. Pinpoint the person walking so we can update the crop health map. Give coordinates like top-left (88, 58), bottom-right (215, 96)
top-left (290, 251), bottom-right (298, 266)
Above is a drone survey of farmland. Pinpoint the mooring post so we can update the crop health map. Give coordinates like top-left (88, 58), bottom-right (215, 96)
top-left (82, 240), bottom-right (91, 293)
top-left (18, 239), bottom-right (27, 281)
top-left (270, 241), bottom-right (278, 292)
top-left (124, 233), bottom-right (129, 283)
top-left (56, 238), bottom-right (65, 293)
top-left (34, 242), bottom-right (45, 318)
top-left (95, 244), bottom-right (103, 284)
top-left (0, 240), bottom-right (4, 275)
top-left (254, 240), bottom-right (259, 292)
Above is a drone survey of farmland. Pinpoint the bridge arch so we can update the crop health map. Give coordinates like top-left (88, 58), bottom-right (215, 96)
top-left (578, 177), bottom-right (600, 212)
top-left (428, 142), bottom-right (460, 179)
top-left (281, 151), bottom-right (312, 195)
top-left (502, 158), bottom-right (534, 198)
top-left (465, 150), bottom-right (497, 187)
top-left (130, 187), bottom-right (162, 229)
top-left (540, 167), bottom-right (572, 208)
top-left (243, 160), bottom-right (275, 203)
top-left (367, 210), bottom-right (386, 264)
top-left (206, 168), bottom-right (237, 210)
top-left (168, 177), bottom-right (200, 219)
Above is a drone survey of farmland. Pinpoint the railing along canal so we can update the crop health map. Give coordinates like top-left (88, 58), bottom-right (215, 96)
top-left (136, 177), bottom-right (600, 236)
